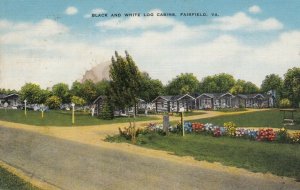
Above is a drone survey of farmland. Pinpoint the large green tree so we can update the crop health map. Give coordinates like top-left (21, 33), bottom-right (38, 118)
top-left (242, 81), bottom-right (260, 94)
top-left (52, 83), bottom-right (70, 103)
top-left (199, 73), bottom-right (235, 93)
top-left (230, 80), bottom-right (244, 95)
top-left (70, 81), bottom-right (83, 97)
top-left (81, 80), bottom-right (97, 104)
top-left (109, 51), bottom-right (142, 111)
top-left (20, 83), bottom-right (47, 104)
top-left (231, 80), bottom-right (259, 94)
top-left (165, 73), bottom-right (199, 95)
top-left (95, 80), bottom-right (110, 97)
top-left (71, 96), bottom-right (86, 106)
top-left (70, 80), bottom-right (97, 104)
top-left (282, 67), bottom-right (300, 107)
top-left (261, 74), bottom-right (283, 93)
top-left (139, 72), bottom-right (164, 102)
top-left (109, 51), bottom-right (142, 143)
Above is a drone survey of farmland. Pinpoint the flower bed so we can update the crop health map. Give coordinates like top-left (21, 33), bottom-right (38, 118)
top-left (146, 121), bottom-right (300, 144)
top-left (257, 128), bottom-right (276, 141)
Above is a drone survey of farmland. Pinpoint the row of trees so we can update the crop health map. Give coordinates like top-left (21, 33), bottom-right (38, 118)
top-left (0, 88), bottom-right (18, 95)
top-left (17, 80), bottom-right (110, 109)
top-left (165, 73), bottom-right (260, 95)
top-left (164, 68), bottom-right (300, 107)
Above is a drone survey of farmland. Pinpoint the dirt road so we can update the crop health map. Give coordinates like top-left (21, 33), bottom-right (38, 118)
top-left (0, 109), bottom-right (299, 190)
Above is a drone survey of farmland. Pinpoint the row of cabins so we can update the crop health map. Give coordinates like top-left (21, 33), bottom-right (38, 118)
top-left (93, 92), bottom-right (275, 116)
top-left (152, 93), bottom-right (275, 113)
top-left (0, 92), bottom-right (274, 116)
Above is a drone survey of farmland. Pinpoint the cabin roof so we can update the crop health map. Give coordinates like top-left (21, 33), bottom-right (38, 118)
top-left (93, 95), bottom-right (106, 104)
top-left (196, 92), bottom-right (233, 99)
top-left (152, 94), bottom-right (195, 102)
top-left (152, 96), bottom-right (173, 102)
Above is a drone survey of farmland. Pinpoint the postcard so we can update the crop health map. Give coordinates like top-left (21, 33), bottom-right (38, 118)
top-left (0, 1), bottom-right (299, 190)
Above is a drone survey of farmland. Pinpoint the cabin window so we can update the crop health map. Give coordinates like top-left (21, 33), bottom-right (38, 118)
top-left (204, 98), bottom-right (210, 104)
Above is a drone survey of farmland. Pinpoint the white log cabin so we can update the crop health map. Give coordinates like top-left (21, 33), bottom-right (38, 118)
top-left (0, 94), bottom-right (20, 107)
top-left (195, 93), bottom-right (234, 109)
top-left (152, 94), bottom-right (195, 113)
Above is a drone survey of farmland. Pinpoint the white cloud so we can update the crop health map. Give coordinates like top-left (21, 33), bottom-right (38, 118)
top-left (0, 10), bottom-right (298, 90)
top-left (211, 12), bottom-right (283, 31)
top-left (248, 5), bottom-right (262, 14)
top-left (0, 19), bottom-right (110, 89)
top-left (257, 18), bottom-right (283, 30)
top-left (0, 19), bottom-right (69, 45)
top-left (96, 9), bottom-right (179, 30)
top-left (0, 19), bottom-right (12, 28)
top-left (65, 6), bottom-right (78, 15)
top-left (97, 10), bottom-right (283, 32)
top-left (84, 8), bottom-right (107, 18)
top-left (98, 20), bottom-right (297, 86)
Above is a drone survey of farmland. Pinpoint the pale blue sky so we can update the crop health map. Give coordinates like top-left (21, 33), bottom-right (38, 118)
top-left (0, 0), bottom-right (299, 89)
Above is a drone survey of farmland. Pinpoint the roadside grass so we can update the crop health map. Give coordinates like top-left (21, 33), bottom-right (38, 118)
top-left (108, 133), bottom-right (300, 179)
top-left (0, 109), bottom-right (158, 126)
top-left (0, 166), bottom-right (40, 190)
top-left (188, 109), bottom-right (300, 130)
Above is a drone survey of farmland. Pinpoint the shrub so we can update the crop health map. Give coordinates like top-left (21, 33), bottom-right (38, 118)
top-left (279, 98), bottom-right (291, 108)
top-left (71, 96), bottom-right (86, 106)
top-left (213, 127), bottom-right (222, 137)
top-left (246, 129), bottom-right (258, 140)
top-left (224, 121), bottom-right (237, 136)
top-left (290, 132), bottom-right (300, 144)
top-left (192, 123), bottom-right (205, 133)
top-left (235, 128), bottom-right (246, 137)
top-left (146, 123), bottom-right (165, 134)
top-left (239, 104), bottom-right (245, 108)
top-left (45, 95), bottom-right (61, 109)
top-left (184, 122), bottom-right (193, 133)
top-left (100, 99), bottom-right (114, 120)
top-left (147, 110), bottom-right (156, 115)
top-left (118, 123), bottom-right (146, 143)
top-left (276, 128), bottom-right (289, 143)
top-left (137, 108), bottom-right (147, 114)
top-left (257, 128), bottom-right (276, 141)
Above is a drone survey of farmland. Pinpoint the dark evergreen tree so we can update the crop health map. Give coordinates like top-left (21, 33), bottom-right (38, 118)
top-left (109, 51), bottom-right (142, 112)
top-left (100, 97), bottom-right (114, 120)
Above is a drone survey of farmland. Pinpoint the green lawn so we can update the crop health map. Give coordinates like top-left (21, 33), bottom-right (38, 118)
top-left (113, 133), bottom-right (300, 179)
top-left (188, 109), bottom-right (300, 130)
top-left (0, 166), bottom-right (40, 190)
top-left (215, 108), bottom-right (248, 112)
top-left (0, 109), bottom-right (158, 126)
